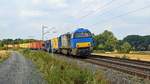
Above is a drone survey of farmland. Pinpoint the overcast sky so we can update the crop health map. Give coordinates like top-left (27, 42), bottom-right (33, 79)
top-left (0, 0), bottom-right (150, 40)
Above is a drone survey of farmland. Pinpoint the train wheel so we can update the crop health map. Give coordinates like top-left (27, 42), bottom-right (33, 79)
top-left (68, 50), bottom-right (72, 56)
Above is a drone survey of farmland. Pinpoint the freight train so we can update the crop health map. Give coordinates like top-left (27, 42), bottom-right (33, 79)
top-left (43, 28), bottom-right (94, 57)
top-left (5, 41), bottom-right (44, 50)
top-left (5, 28), bottom-right (94, 57)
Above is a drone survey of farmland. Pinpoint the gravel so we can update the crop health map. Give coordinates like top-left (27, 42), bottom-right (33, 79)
top-left (0, 52), bottom-right (46, 84)
top-left (54, 54), bottom-right (150, 84)
top-left (1, 51), bottom-right (149, 84)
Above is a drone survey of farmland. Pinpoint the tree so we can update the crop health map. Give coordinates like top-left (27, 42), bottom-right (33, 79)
top-left (0, 39), bottom-right (36, 46)
top-left (94, 30), bottom-right (118, 51)
top-left (0, 40), bottom-right (3, 47)
top-left (123, 35), bottom-right (150, 51)
top-left (120, 42), bottom-right (132, 53)
top-left (148, 45), bottom-right (150, 51)
top-left (116, 40), bottom-right (124, 52)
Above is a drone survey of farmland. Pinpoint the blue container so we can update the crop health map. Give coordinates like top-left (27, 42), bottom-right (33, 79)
top-left (43, 40), bottom-right (51, 52)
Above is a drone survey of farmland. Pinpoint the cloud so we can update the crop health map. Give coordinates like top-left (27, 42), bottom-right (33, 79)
top-left (47, 0), bottom-right (68, 8)
top-left (81, 0), bottom-right (92, 3)
top-left (0, 0), bottom-right (150, 40)
top-left (32, 0), bottom-right (41, 5)
top-left (47, 0), bottom-right (66, 5)
top-left (63, 0), bottom-right (104, 19)
top-left (31, 0), bottom-right (68, 8)
top-left (19, 10), bottom-right (48, 17)
top-left (64, 0), bottom-right (116, 19)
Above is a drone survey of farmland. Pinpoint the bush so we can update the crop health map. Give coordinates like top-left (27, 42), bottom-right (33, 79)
top-left (93, 50), bottom-right (105, 53)
top-left (0, 50), bottom-right (10, 62)
top-left (122, 55), bottom-right (130, 59)
top-left (21, 50), bottom-right (108, 84)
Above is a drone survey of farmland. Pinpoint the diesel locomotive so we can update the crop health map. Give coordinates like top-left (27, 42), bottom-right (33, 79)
top-left (43, 28), bottom-right (94, 57)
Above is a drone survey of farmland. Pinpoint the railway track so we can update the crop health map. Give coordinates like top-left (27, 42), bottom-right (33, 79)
top-left (83, 55), bottom-right (150, 79)
top-left (54, 53), bottom-right (150, 79)
top-left (92, 55), bottom-right (150, 66)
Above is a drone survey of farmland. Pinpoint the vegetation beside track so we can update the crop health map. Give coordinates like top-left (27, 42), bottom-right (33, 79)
top-left (21, 49), bottom-right (108, 84)
top-left (0, 50), bottom-right (10, 62)
top-left (92, 53), bottom-right (150, 62)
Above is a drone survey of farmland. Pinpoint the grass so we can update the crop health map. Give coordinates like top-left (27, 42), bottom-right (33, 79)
top-left (93, 53), bottom-right (150, 62)
top-left (0, 50), bottom-right (10, 62)
top-left (21, 49), bottom-right (108, 84)
top-left (121, 55), bottom-right (130, 59)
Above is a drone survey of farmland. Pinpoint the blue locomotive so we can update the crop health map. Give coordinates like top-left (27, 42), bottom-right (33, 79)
top-left (44, 28), bottom-right (94, 57)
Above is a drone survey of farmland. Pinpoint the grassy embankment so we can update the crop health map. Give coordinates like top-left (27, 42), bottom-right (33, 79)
top-left (21, 50), bottom-right (108, 84)
top-left (0, 50), bottom-right (10, 62)
top-left (93, 50), bottom-right (150, 61)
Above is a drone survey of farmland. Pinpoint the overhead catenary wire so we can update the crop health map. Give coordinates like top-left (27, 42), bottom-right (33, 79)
top-left (44, 27), bottom-right (55, 35)
top-left (68, 0), bottom-right (118, 28)
top-left (74, 0), bottom-right (133, 27)
top-left (93, 0), bottom-right (133, 19)
top-left (62, 1), bottom-right (101, 30)
top-left (88, 4), bottom-right (150, 27)
top-left (77, 1), bottom-right (98, 15)
top-left (78, 0), bottom-right (117, 19)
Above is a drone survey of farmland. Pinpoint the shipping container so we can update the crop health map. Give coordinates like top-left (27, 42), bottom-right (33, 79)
top-left (43, 40), bottom-right (51, 52)
top-left (19, 44), bottom-right (24, 48)
top-left (30, 41), bottom-right (43, 50)
top-left (25, 43), bottom-right (30, 48)
top-left (7, 44), bottom-right (13, 48)
top-left (60, 34), bottom-right (71, 49)
top-left (14, 44), bottom-right (20, 48)
top-left (19, 43), bottom-right (30, 49)
top-left (51, 38), bottom-right (59, 49)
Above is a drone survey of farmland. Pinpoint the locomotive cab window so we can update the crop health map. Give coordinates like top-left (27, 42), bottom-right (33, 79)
top-left (74, 32), bottom-right (92, 38)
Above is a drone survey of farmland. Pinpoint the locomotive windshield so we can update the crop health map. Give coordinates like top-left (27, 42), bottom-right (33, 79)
top-left (74, 32), bottom-right (92, 38)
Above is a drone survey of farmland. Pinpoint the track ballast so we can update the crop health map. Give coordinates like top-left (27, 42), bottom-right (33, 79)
top-left (84, 55), bottom-right (150, 80)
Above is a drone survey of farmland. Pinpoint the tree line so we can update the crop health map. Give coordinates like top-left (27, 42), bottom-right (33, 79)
top-left (0, 30), bottom-right (150, 53)
top-left (93, 30), bottom-right (150, 53)
top-left (0, 39), bottom-right (36, 48)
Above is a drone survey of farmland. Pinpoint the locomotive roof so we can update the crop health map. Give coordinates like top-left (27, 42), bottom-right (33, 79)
top-left (74, 28), bottom-right (90, 33)
top-left (59, 28), bottom-right (90, 37)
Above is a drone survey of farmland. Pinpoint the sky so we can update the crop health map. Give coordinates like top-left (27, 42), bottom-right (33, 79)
top-left (0, 0), bottom-right (150, 40)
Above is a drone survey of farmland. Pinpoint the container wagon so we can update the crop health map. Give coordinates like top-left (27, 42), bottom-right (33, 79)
top-left (43, 40), bottom-right (52, 52)
top-left (30, 41), bottom-right (43, 50)
top-left (19, 43), bottom-right (28, 49)
top-left (51, 38), bottom-right (59, 53)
